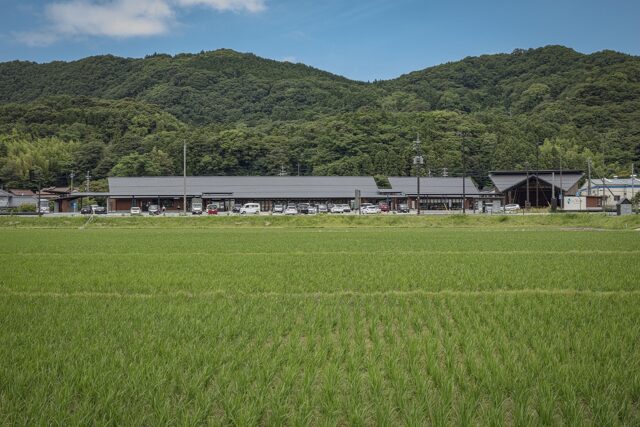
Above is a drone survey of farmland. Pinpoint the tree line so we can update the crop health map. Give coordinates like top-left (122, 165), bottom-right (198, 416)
top-left (0, 46), bottom-right (637, 189)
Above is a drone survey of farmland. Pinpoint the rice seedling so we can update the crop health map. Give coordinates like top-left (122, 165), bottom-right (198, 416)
top-left (1, 221), bottom-right (639, 424)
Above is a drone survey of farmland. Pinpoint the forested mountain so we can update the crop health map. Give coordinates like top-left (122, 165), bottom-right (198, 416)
top-left (0, 49), bottom-right (377, 124)
top-left (0, 45), bottom-right (638, 189)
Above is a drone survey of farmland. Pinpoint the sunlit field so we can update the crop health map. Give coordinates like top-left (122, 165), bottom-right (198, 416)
top-left (1, 218), bottom-right (639, 424)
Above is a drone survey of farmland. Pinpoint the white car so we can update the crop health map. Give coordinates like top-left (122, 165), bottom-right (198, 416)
top-left (130, 206), bottom-right (142, 215)
top-left (284, 206), bottom-right (298, 215)
top-left (331, 205), bottom-right (351, 213)
top-left (362, 205), bottom-right (381, 214)
top-left (501, 203), bottom-right (521, 212)
top-left (240, 203), bottom-right (261, 214)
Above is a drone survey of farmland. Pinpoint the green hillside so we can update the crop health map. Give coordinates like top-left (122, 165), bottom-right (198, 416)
top-left (0, 49), bottom-right (377, 124)
top-left (0, 46), bottom-right (638, 188)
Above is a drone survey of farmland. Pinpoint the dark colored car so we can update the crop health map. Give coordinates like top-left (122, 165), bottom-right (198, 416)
top-left (93, 206), bottom-right (107, 215)
top-left (297, 203), bottom-right (310, 214)
top-left (232, 203), bottom-right (242, 213)
top-left (148, 204), bottom-right (161, 215)
top-left (397, 203), bottom-right (409, 213)
top-left (80, 206), bottom-right (92, 215)
top-left (378, 202), bottom-right (390, 212)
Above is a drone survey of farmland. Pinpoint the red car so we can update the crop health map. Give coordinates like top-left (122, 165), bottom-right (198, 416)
top-left (207, 204), bottom-right (218, 215)
top-left (378, 202), bottom-right (390, 212)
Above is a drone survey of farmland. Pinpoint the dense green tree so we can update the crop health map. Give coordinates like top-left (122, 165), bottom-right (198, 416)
top-left (1, 46), bottom-right (639, 189)
top-left (110, 148), bottom-right (175, 177)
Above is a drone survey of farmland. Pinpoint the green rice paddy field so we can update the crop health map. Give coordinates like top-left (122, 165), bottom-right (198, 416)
top-left (1, 216), bottom-right (639, 425)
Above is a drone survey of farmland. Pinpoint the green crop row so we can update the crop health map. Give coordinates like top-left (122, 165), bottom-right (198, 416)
top-left (1, 294), bottom-right (638, 425)
top-left (1, 212), bottom-right (640, 229)
top-left (1, 226), bottom-right (639, 425)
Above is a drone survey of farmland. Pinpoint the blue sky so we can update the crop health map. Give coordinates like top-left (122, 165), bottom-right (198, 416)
top-left (1, 0), bottom-right (638, 81)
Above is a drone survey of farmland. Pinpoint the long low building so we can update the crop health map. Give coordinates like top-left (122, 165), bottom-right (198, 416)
top-left (43, 170), bottom-right (586, 213)
top-left (107, 176), bottom-right (383, 212)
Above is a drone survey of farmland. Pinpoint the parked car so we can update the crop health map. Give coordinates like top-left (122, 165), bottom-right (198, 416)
top-left (191, 197), bottom-right (203, 215)
top-left (240, 203), bottom-right (260, 214)
top-left (362, 205), bottom-right (381, 214)
top-left (80, 206), bottom-right (93, 215)
top-left (130, 206), bottom-right (142, 215)
top-left (378, 202), bottom-right (390, 212)
top-left (297, 203), bottom-right (310, 214)
top-left (38, 200), bottom-right (50, 214)
top-left (397, 203), bottom-right (410, 213)
top-left (501, 203), bottom-right (521, 212)
top-left (206, 204), bottom-right (218, 215)
top-left (93, 206), bottom-right (107, 215)
top-left (232, 203), bottom-right (242, 213)
top-left (308, 205), bottom-right (317, 215)
top-left (148, 204), bottom-right (161, 215)
top-left (317, 204), bottom-right (328, 213)
top-left (331, 204), bottom-right (350, 213)
top-left (272, 204), bottom-right (284, 214)
top-left (285, 205), bottom-right (298, 215)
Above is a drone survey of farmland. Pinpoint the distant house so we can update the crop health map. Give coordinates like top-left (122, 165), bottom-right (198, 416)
top-left (577, 178), bottom-right (640, 207)
top-left (0, 189), bottom-right (38, 209)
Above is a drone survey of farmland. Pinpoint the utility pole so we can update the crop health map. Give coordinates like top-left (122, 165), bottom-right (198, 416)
top-left (535, 141), bottom-right (541, 208)
top-left (456, 131), bottom-right (467, 214)
top-left (631, 164), bottom-right (636, 213)
top-left (525, 161), bottom-right (530, 210)
top-left (297, 163), bottom-right (301, 176)
top-left (413, 133), bottom-right (424, 215)
top-left (69, 171), bottom-right (75, 213)
top-left (559, 152), bottom-right (563, 208)
top-left (85, 171), bottom-right (91, 192)
top-left (587, 159), bottom-right (592, 196)
top-left (30, 169), bottom-right (42, 217)
top-left (183, 141), bottom-right (187, 215)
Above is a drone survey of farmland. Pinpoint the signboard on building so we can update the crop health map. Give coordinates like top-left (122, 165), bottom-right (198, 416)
top-left (563, 196), bottom-right (585, 211)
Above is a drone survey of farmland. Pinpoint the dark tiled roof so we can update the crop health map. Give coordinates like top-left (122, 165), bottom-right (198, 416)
top-left (489, 170), bottom-right (583, 193)
top-left (108, 176), bottom-right (381, 199)
top-left (387, 177), bottom-right (481, 196)
top-left (8, 189), bottom-right (35, 196)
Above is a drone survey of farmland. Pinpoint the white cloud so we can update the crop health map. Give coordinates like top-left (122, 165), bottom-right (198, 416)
top-left (47, 0), bottom-right (174, 38)
top-left (15, 0), bottom-right (266, 46)
top-left (175, 0), bottom-right (266, 13)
